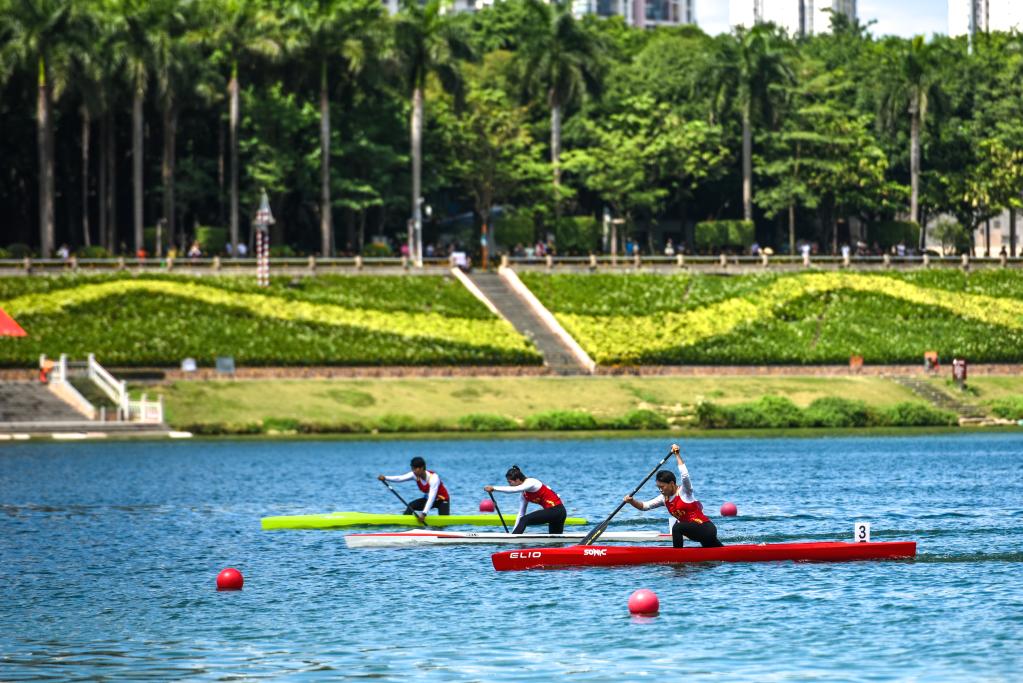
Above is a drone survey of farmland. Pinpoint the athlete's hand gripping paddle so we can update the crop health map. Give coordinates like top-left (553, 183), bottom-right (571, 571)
top-left (579, 448), bottom-right (675, 546)
top-left (488, 491), bottom-right (510, 533)
top-left (379, 478), bottom-right (428, 526)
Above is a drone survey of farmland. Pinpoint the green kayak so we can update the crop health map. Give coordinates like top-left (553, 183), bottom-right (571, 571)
top-left (261, 511), bottom-right (589, 530)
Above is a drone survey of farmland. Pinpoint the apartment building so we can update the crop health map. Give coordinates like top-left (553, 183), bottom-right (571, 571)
top-left (384, 0), bottom-right (697, 29)
top-left (948, 0), bottom-right (1023, 37)
top-left (729, 0), bottom-right (856, 36)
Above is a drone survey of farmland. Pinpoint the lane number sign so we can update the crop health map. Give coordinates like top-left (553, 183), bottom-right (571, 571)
top-left (854, 521), bottom-right (871, 543)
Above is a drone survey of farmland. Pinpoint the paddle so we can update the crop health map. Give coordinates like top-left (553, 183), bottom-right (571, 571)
top-left (579, 448), bottom-right (674, 546)
top-left (488, 491), bottom-right (510, 533)
top-left (379, 479), bottom-right (428, 526)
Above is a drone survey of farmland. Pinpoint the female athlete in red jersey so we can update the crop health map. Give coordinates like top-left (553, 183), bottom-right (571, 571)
top-left (624, 444), bottom-right (724, 549)
top-left (484, 465), bottom-right (567, 534)
top-left (378, 456), bottom-right (450, 520)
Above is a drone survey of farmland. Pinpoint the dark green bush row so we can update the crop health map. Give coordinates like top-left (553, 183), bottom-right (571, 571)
top-left (177, 409), bottom-right (670, 435)
top-left (989, 398), bottom-right (1023, 420)
top-left (695, 396), bottom-right (958, 429)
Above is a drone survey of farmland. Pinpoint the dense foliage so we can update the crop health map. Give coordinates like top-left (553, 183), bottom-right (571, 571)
top-left (695, 397), bottom-right (958, 429)
top-left (0, 274), bottom-right (540, 366)
top-left (2, 2), bottom-right (1021, 258)
top-left (521, 271), bottom-right (1023, 364)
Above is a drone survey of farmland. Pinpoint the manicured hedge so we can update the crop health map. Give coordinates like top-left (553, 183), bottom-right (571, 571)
top-left (521, 271), bottom-right (1023, 365)
top-left (695, 397), bottom-right (958, 429)
top-left (0, 274), bottom-right (539, 367)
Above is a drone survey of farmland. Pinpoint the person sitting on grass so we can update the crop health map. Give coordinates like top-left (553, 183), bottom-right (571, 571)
top-left (378, 457), bottom-right (450, 520)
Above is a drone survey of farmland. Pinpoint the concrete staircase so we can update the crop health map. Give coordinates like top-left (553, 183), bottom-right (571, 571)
top-left (467, 272), bottom-right (589, 375)
top-left (0, 382), bottom-right (85, 423)
top-left (891, 376), bottom-right (987, 420)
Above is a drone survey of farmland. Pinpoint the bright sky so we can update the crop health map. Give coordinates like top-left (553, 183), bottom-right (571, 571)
top-left (698, 0), bottom-right (949, 38)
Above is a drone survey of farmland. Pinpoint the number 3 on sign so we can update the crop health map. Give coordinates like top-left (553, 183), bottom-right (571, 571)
top-left (854, 522), bottom-right (871, 543)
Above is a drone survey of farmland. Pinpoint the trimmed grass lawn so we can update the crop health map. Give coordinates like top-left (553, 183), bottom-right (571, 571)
top-left (159, 375), bottom-right (923, 426)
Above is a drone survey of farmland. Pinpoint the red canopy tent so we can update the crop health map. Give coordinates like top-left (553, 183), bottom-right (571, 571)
top-left (0, 307), bottom-right (27, 336)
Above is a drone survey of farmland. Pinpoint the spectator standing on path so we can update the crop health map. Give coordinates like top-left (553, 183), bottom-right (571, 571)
top-left (664, 238), bottom-right (675, 256)
top-left (237, 242), bottom-right (248, 257)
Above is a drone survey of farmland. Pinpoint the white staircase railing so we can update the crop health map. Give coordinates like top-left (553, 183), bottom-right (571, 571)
top-left (39, 354), bottom-right (163, 423)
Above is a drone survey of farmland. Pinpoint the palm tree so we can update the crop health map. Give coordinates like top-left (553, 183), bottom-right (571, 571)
top-left (880, 35), bottom-right (940, 231)
top-left (713, 24), bottom-right (793, 223)
top-left (194, 0), bottom-right (281, 255)
top-left (393, 0), bottom-right (472, 265)
top-left (517, 0), bottom-right (602, 212)
top-left (0, 0), bottom-right (78, 256)
top-left (285, 0), bottom-right (381, 257)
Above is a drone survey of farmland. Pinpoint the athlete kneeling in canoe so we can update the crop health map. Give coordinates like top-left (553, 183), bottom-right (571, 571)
top-left (624, 444), bottom-right (724, 549)
top-left (378, 457), bottom-right (450, 520)
top-left (484, 465), bottom-right (567, 534)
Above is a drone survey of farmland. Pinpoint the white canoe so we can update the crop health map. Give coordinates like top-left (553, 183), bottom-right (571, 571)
top-left (344, 530), bottom-right (670, 548)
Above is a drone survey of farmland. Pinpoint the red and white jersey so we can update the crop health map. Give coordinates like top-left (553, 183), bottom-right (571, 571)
top-left (640, 462), bottom-right (709, 530)
top-left (384, 469), bottom-right (448, 515)
top-left (493, 477), bottom-right (563, 520)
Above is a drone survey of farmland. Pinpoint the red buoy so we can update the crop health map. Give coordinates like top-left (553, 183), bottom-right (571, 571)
top-left (479, 499), bottom-right (495, 512)
top-left (720, 502), bottom-right (738, 517)
top-left (628, 589), bottom-right (659, 616)
top-left (216, 567), bottom-right (244, 591)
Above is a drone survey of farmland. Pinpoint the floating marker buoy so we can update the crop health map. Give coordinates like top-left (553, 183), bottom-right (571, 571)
top-left (216, 567), bottom-right (244, 591)
top-left (479, 499), bottom-right (495, 513)
top-left (720, 502), bottom-right (738, 517)
top-left (628, 589), bottom-right (659, 616)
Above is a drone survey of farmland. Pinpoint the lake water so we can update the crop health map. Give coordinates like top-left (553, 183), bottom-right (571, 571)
top-left (2, 434), bottom-right (1021, 681)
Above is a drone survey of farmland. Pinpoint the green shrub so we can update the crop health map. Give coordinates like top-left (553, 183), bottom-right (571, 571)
top-left (495, 210), bottom-right (535, 249)
top-left (879, 402), bottom-right (958, 427)
top-left (6, 243), bottom-right (33, 258)
top-left (0, 247), bottom-right (10, 258)
top-left (694, 401), bottom-right (732, 429)
top-left (613, 409), bottom-right (669, 430)
top-left (457, 413), bottom-right (519, 431)
top-left (362, 241), bottom-right (393, 257)
top-left (554, 215), bottom-right (601, 254)
top-left (270, 245), bottom-right (297, 257)
top-left (694, 220), bottom-right (754, 251)
top-left (262, 417), bottom-right (301, 432)
top-left (176, 421), bottom-right (262, 435)
top-left (804, 397), bottom-right (873, 427)
top-left (869, 221), bottom-right (920, 250)
top-left (77, 246), bottom-right (111, 258)
top-left (143, 226), bottom-right (171, 253)
top-left (296, 420), bottom-right (365, 434)
top-left (524, 410), bottom-right (598, 431)
top-left (195, 226), bottom-right (227, 254)
top-left (989, 397), bottom-right (1023, 420)
top-left (731, 396), bottom-right (804, 428)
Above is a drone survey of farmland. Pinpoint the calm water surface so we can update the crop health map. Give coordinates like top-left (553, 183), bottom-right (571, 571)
top-left (2, 434), bottom-right (1022, 681)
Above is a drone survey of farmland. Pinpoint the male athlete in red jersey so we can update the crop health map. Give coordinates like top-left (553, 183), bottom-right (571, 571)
top-left (378, 457), bottom-right (450, 520)
top-left (484, 465), bottom-right (567, 534)
top-left (624, 444), bottom-right (724, 548)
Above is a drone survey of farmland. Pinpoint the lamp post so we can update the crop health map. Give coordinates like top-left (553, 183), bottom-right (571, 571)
top-left (253, 189), bottom-right (274, 287)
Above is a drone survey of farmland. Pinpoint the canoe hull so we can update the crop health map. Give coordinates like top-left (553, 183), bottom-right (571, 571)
top-left (261, 511), bottom-right (588, 530)
top-left (491, 541), bottom-right (917, 571)
top-left (344, 530), bottom-right (669, 548)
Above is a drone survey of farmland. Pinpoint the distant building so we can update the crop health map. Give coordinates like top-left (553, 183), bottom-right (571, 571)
top-left (384, 0), bottom-right (697, 29)
top-left (948, 0), bottom-right (1023, 37)
top-left (729, 0), bottom-right (856, 36)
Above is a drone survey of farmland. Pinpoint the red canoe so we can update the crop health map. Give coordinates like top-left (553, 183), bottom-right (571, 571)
top-left (491, 541), bottom-right (917, 571)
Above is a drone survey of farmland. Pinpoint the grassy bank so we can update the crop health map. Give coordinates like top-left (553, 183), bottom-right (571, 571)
top-left (150, 374), bottom-right (1023, 435)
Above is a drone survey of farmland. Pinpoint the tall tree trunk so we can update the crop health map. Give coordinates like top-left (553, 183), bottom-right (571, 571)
top-left (107, 113), bottom-right (118, 253)
top-left (550, 92), bottom-right (561, 221)
top-left (162, 101), bottom-right (177, 255)
top-left (132, 87), bottom-right (144, 255)
top-left (81, 107), bottom-right (91, 247)
top-left (741, 102), bottom-right (753, 223)
top-left (320, 59), bottom-right (332, 257)
top-left (98, 113), bottom-right (108, 250)
top-left (788, 203), bottom-right (796, 257)
top-left (1010, 207), bottom-right (1017, 258)
top-left (217, 118), bottom-right (225, 228)
top-left (481, 213), bottom-right (489, 270)
top-left (410, 86), bottom-right (423, 265)
top-left (37, 57), bottom-right (55, 257)
top-left (909, 101), bottom-right (920, 227)
top-left (229, 61), bottom-right (240, 256)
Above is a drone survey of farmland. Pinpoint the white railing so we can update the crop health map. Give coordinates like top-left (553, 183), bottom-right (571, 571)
top-left (87, 353), bottom-right (129, 417)
top-left (40, 354), bottom-right (96, 419)
top-left (39, 353), bottom-right (163, 424)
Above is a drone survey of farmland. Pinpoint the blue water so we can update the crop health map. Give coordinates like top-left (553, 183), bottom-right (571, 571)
top-left (2, 434), bottom-right (1022, 681)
